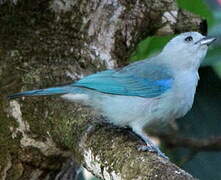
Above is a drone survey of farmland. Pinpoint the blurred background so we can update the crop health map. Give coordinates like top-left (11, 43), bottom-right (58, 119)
top-left (79, 0), bottom-right (221, 179)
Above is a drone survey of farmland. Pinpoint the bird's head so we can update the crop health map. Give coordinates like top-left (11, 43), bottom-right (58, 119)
top-left (161, 32), bottom-right (216, 70)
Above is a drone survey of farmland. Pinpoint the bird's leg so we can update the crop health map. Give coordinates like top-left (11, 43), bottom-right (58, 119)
top-left (131, 126), bottom-right (168, 159)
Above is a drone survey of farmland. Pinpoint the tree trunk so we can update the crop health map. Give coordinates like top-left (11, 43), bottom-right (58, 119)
top-left (0, 0), bottom-right (203, 179)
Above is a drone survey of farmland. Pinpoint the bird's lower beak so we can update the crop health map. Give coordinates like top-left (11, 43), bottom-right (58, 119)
top-left (198, 37), bottom-right (216, 46)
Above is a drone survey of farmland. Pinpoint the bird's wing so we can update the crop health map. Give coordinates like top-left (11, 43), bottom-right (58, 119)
top-left (73, 60), bottom-right (174, 98)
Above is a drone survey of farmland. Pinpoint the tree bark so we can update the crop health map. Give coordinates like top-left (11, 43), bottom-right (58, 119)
top-left (0, 0), bottom-right (203, 179)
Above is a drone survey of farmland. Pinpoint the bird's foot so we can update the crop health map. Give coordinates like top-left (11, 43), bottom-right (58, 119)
top-left (137, 145), bottom-right (169, 160)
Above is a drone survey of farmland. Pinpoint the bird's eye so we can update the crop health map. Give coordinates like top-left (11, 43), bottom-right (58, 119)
top-left (184, 36), bottom-right (193, 42)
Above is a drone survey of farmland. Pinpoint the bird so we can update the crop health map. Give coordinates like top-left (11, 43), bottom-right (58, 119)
top-left (8, 32), bottom-right (216, 159)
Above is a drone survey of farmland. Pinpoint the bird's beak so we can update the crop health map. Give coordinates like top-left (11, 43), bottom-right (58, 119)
top-left (197, 37), bottom-right (216, 46)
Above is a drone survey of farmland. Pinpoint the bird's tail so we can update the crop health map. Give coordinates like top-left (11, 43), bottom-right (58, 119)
top-left (8, 86), bottom-right (70, 99)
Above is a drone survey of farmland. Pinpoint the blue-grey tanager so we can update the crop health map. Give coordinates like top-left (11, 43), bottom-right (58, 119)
top-left (8, 32), bottom-right (216, 159)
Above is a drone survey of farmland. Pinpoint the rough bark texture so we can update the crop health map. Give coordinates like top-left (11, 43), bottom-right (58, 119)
top-left (0, 0), bottom-right (203, 179)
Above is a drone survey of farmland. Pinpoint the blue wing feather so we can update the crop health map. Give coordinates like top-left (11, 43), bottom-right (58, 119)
top-left (8, 59), bottom-right (174, 99)
top-left (73, 61), bottom-right (174, 98)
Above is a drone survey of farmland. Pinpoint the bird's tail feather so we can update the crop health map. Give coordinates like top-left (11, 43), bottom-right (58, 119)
top-left (8, 86), bottom-right (70, 99)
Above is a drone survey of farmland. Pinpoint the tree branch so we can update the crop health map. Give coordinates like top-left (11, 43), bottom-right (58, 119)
top-left (163, 135), bottom-right (221, 151)
top-left (79, 125), bottom-right (196, 180)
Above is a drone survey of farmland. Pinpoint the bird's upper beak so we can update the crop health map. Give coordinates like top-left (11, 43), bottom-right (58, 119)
top-left (196, 37), bottom-right (216, 46)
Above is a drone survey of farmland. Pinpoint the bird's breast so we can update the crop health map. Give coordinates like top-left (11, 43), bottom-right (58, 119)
top-left (168, 71), bottom-right (199, 118)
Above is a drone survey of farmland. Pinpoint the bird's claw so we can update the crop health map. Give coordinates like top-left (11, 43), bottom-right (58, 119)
top-left (137, 145), bottom-right (169, 160)
top-left (137, 145), bottom-right (156, 152)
